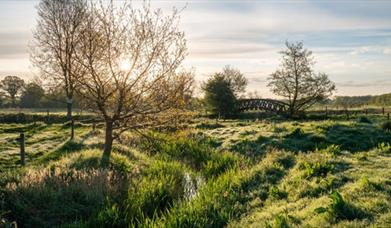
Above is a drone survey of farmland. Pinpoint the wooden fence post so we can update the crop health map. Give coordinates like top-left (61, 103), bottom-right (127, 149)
top-left (71, 119), bottom-right (75, 140)
top-left (382, 107), bottom-right (385, 115)
top-left (93, 122), bottom-right (96, 131)
top-left (345, 108), bottom-right (349, 119)
top-left (19, 133), bottom-right (25, 166)
top-left (388, 113), bottom-right (390, 121)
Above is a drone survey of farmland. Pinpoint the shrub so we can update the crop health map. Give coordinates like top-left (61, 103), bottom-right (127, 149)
top-left (381, 121), bottom-right (391, 132)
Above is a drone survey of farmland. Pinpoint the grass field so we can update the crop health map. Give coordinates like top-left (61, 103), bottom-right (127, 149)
top-left (1, 113), bottom-right (391, 227)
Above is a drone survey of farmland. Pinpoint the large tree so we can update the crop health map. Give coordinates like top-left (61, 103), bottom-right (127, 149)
top-left (75, 0), bottom-right (192, 162)
top-left (268, 42), bottom-right (336, 116)
top-left (31, 0), bottom-right (87, 120)
top-left (0, 76), bottom-right (25, 107)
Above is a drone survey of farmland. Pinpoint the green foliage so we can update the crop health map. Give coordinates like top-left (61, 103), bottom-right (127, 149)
top-left (202, 74), bottom-right (237, 118)
top-left (301, 160), bottom-right (335, 179)
top-left (125, 170), bottom-right (183, 224)
top-left (20, 82), bottom-right (45, 108)
top-left (89, 160), bottom-right (188, 227)
top-left (2, 116), bottom-right (391, 227)
top-left (0, 75), bottom-right (25, 106)
top-left (2, 169), bottom-right (125, 227)
top-left (142, 132), bottom-right (242, 178)
top-left (334, 93), bottom-right (391, 107)
top-left (203, 151), bottom-right (241, 178)
top-left (319, 144), bottom-right (341, 157)
top-left (377, 142), bottom-right (391, 154)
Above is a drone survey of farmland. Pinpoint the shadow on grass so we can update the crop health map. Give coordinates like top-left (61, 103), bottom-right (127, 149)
top-left (1, 123), bottom-right (48, 134)
top-left (195, 122), bottom-right (225, 130)
top-left (34, 140), bottom-right (86, 165)
top-left (230, 123), bottom-right (391, 156)
top-left (324, 124), bottom-right (391, 152)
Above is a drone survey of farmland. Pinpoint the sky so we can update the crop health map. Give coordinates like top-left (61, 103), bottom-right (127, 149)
top-left (0, 0), bottom-right (390, 98)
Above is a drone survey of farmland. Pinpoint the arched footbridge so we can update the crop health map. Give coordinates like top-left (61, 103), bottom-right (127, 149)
top-left (237, 99), bottom-right (288, 114)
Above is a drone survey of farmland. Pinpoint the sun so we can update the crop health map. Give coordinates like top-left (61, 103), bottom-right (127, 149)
top-left (120, 59), bottom-right (132, 72)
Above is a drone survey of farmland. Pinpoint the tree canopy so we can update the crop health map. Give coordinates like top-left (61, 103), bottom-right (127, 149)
top-left (20, 82), bottom-right (45, 108)
top-left (0, 76), bottom-right (25, 106)
top-left (203, 74), bottom-right (237, 118)
top-left (202, 66), bottom-right (247, 118)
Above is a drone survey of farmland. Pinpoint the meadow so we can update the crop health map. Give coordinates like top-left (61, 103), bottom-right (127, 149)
top-left (1, 112), bottom-right (391, 227)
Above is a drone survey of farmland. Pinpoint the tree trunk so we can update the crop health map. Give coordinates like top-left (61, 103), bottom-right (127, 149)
top-left (66, 97), bottom-right (73, 120)
top-left (289, 105), bottom-right (295, 117)
top-left (101, 120), bottom-right (113, 165)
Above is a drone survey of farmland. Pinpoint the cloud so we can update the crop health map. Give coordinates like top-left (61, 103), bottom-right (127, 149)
top-left (349, 46), bottom-right (391, 55)
top-left (337, 79), bottom-right (391, 88)
top-left (0, 31), bottom-right (31, 58)
top-left (0, 1), bottom-right (391, 97)
top-left (383, 48), bottom-right (391, 54)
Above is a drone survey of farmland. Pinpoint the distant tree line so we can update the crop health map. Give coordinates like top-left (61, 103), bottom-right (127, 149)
top-left (0, 75), bottom-right (83, 109)
top-left (332, 94), bottom-right (391, 108)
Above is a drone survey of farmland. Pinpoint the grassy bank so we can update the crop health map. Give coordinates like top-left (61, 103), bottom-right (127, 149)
top-left (1, 114), bottom-right (391, 227)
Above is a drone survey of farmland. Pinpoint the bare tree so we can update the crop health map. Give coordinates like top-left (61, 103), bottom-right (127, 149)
top-left (0, 76), bottom-right (25, 107)
top-left (31, 0), bottom-right (87, 120)
top-left (75, 0), bottom-right (191, 162)
top-left (268, 42), bottom-right (336, 116)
